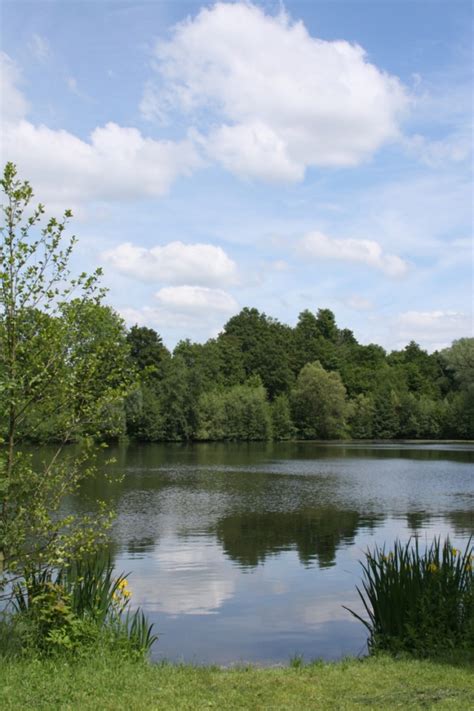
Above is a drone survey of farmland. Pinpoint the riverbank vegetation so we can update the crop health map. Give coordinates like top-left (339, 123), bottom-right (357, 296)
top-left (7, 300), bottom-right (474, 446)
top-left (346, 537), bottom-right (474, 657)
top-left (1, 652), bottom-right (473, 710)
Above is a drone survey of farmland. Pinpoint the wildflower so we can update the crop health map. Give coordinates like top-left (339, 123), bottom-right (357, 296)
top-left (427, 563), bottom-right (438, 573)
top-left (451, 548), bottom-right (459, 557)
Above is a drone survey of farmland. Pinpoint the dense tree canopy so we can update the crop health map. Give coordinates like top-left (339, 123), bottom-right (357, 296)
top-left (110, 309), bottom-right (472, 443)
top-left (9, 299), bottom-right (472, 444)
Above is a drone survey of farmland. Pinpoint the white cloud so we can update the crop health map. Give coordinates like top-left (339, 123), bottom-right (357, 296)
top-left (155, 285), bottom-right (237, 313)
top-left (120, 286), bottom-right (238, 338)
top-left (28, 34), bottom-right (51, 62)
top-left (0, 53), bottom-right (201, 207)
top-left (395, 310), bottom-right (472, 351)
top-left (144, 2), bottom-right (409, 182)
top-left (204, 121), bottom-right (304, 183)
top-left (346, 295), bottom-right (374, 311)
top-left (0, 52), bottom-right (29, 124)
top-left (300, 231), bottom-right (408, 277)
top-left (404, 131), bottom-right (472, 168)
top-left (103, 241), bottom-right (238, 287)
top-left (2, 120), bottom-right (200, 207)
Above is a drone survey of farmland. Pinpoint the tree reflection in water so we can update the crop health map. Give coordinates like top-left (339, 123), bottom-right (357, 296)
top-left (214, 509), bottom-right (382, 568)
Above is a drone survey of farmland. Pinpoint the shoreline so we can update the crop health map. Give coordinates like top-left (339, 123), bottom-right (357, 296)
top-left (2, 652), bottom-right (473, 710)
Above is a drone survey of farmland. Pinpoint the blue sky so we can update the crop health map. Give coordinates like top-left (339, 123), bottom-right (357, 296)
top-left (1, 0), bottom-right (472, 351)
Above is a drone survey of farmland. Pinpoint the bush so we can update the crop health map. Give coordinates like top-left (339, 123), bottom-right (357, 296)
top-left (5, 556), bottom-right (156, 658)
top-left (346, 537), bottom-right (473, 657)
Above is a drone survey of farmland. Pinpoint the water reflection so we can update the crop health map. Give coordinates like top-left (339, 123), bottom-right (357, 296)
top-left (55, 441), bottom-right (474, 663)
top-left (214, 509), bottom-right (382, 568)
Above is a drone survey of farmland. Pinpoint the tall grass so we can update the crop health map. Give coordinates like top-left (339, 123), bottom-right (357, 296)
top-left (346, 537), bottom-right (473, 656)
top-left (9, 555), bottom-right (157, 656)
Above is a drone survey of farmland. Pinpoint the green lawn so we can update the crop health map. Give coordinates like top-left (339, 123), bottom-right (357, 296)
top-left (0, 654), bottom-right (473, 710)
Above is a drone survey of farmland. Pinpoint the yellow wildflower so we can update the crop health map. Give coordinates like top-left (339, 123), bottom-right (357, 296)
top-left (452, 548), bottom-right (459, 557)
top-left (427, 563), bottom-right (438, 573)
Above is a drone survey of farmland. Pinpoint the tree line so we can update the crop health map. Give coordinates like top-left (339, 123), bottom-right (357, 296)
top-left (9, 304), bottom-right (472, 443)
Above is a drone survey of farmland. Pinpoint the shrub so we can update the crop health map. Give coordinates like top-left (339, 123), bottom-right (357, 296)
top-left (7, 556), bottom-right (157, 657)
top-left (346, 537), bottom-right (473, 656)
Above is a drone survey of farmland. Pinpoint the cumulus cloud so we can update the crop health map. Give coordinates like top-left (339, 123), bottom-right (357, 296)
top-left (205, 121), bottom-right (304, 183)
top-left (120, 286), bottom-right (238, 338)
top-left (300, 231), bottom-right (408, 277)
top-left (395, 310), bottom-right (472, 351)
top-left (103, 241), bottom-right (238, 287)
top-left (143, 2), bottom-right (409, 181)
top-left (0, 53), bottom-right (201, 207)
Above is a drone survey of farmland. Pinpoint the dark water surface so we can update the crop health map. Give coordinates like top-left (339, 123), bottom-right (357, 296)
top-left (77, 442), bottom-right (474, 664)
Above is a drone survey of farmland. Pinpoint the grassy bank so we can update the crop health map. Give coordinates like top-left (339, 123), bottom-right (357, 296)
top-left (1, 653), bottom-right (473, 710)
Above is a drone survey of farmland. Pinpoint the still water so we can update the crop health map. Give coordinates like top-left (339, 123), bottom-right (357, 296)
top-left (77, 442), bottom-right (473, 664)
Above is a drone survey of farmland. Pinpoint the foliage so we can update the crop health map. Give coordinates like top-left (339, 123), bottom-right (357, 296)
top-left (196, 380), bottom-right (272, 441)
top-left (346, 537), bottom-right (474, 657)
top-left (348, 394), bottom-right (375, 439)
top-left (0, 162), bottom-right (133, 587)
top-left (223, 307), bottom-right (294, 398)
top-left (291, 361), bottom-right (348, 439)
top-left (121, 311), bottom-right (472, 443)
top-left (9, 555), bottom-right (156, 656)
top-left (271, 393), bottom-right (294, 440)
top-left (126, 325), bottom-right (169, 375)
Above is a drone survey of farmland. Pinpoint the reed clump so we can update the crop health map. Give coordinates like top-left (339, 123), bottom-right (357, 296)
top-left (346, 537), bottom-right (473, 657)
top-left (2, 555), bottom-right (157, 658)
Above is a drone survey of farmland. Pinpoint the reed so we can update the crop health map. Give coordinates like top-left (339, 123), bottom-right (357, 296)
top-left (11, 555), bottom-right (157, 655)
top-left (346, 537), bottom-right (473, 656)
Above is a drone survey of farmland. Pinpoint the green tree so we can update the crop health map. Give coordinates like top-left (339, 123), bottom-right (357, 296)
top-left (0, 163), bottom-right (133, 583)
top-left (291, 361), bottom-right (348, 439)
top-left (440, 338), bottom-right (474, 438)
top-left (372, 388), bottom-right (400, 439)
top-left (222, 308), bottom-right (293, 397)
top-left (196, 379), bottom-right (272, 441)
top-left (158, 356), bottom-right (194, 440)
top-left (126, 325), bottom-right (169, 375)
top-left (349, 394), bottom-right (375, 439)
top-left (271, 393), bottom-right (294, 440)
top-left (441, 338), bottom-right (474, 391)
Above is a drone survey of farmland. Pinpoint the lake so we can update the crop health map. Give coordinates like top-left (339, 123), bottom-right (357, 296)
top-left (76, 441), bottom-right (474, 665)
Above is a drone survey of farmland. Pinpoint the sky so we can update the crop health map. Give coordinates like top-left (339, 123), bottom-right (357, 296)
top-left (0, 0), bottom-right (472, 352)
